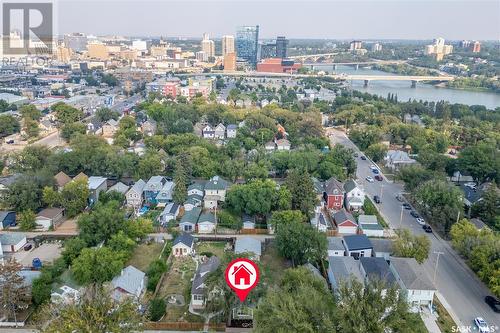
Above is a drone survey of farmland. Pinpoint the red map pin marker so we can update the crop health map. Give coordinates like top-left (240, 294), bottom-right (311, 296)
top-left (225, 258), bottom-right (260, 302)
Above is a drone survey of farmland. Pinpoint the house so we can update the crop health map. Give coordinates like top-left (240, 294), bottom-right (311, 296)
top-left (0, 233), bottom-right (27, 252)
top-left (370, 239), bottom-right (393, 260)
top-left (311, 206), bottom-right (329, 232)
top-left (172, 233), bottom-right (194, 257)
top-left (0, 211), bottom-right (16, 230)
top-left (384, 150), bottom-right (416, 171)
top-left (342, 234), bottom-right (373, 259)
top-left (143, 176), bottom-right (166, 204)
top-left (187, 182), bottom-right (204, 197)
top-left (39, 120), bottom-right (56, 134)
top-left (88, 176), bottom-right (107, 204)
top-left (344, 180), bottom-right (365, 211)
top-left (73, 172), bottom-right (88, 182)
top-left (333, 209), bottom-right (358, 234)
top-left (276, 139), bottom-right (291, 151)
top-left (226, 124), bottom-right (237, 138)
top-left (111, 265), bottom-right (146, 302)
top-left (358, 215), bottom-right (384, 237)
top-left (202, 125), bottom-right (215, 139)
top-left (35, 207), bottom-right (65, 230)
top-left (389, 258), bottom-right (436, 308)
top-left (86, 118), bottom-right (102, 135)
top-left (141, 120), bottom-right (157, 136)
top-left (126, 179), bottom-right (146, 208)
top-left (184, 194), bottom-right (203, 211)
top-left (197, 212), bottom-right (216, 234)
top-left (327, 237), bottom-right (345, 257)
top-left (204, 195), bottom-right (218, 210)
top-left (359, 257), bottom-right (396, 285)
top-left (54, 171), bottom-right (72, 191)
top-left (107, 182), bottom-right (130, 195)
top-left (234, 237), bottom-right (262, 260)
top-left (204, 175), bottom-right (231, 201)
top-left (242, 214), bottom-right (256, 229)
top-left (179, 207), bottom-right (201, 232)
top-left (159, 202), bottom-right (180, 225)
top-left (214, 123), bottom-right (226, 139)
top-left (102, 119), bottom-right (119, 137)
top-left (191, 256), bottom-right (220, 309)
top-left (264, 140), bottom-right (276, 151)
top-left (327, 256), bottom-right (364, 291)
top-left (323, 177), bottom-right (344, 210)
top-left (51, 285), bottom-right (80, 305)
top-left (155, 181), bottom-right (175, 207)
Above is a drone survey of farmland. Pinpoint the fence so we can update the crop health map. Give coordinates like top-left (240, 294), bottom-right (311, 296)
top-left (325, 229), bottom-right (338, 237)
top-left (240, 228), bottom-right (269, 235)
top-left (144, 321), bottom-right (226, 331)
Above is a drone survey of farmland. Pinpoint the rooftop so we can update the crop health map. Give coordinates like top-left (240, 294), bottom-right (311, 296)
top-left (0, 233), bottom-right (26, 245)
top-left (235, 237), bottom-right (262, 256)
top-left (111, 265), bottom-right (145, 295)
top-left (88, 176), bottom-right (107, 190)
top-left (343, 234), bottom-right (372, 251)
top-left (390, 257), bottom-right (435, 291)
top-left (328, 256), bottom-right (364, 286)
top-left (328, 237), bottom-right (345, 251)
top-left (173, 233), bottom-right (194, 248)
top-left (360, 257), bottom-right (396, 285)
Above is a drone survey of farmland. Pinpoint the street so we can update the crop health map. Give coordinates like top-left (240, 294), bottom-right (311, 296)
top-left (328, 128), bottom-right (500, 328)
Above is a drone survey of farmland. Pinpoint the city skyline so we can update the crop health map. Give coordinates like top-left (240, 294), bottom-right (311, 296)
top-left (54, 0), bottom-right (499, 40)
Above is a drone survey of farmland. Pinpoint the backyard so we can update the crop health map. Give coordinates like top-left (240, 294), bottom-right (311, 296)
top-left (196, 241), bottom-right (227, 258)
top-left (260, 241), bottom-right (290, 287)
top-left (127, 242), bottom-right (164, 272)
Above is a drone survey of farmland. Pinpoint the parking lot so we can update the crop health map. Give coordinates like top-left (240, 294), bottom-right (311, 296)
top-left (11, 243), bottom-right (63, 268)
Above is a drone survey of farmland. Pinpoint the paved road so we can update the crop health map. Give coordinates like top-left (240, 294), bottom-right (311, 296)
top-left (329, 128), bottom-right (500, 328)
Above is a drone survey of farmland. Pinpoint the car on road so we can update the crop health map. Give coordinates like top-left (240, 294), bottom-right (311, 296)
top-left (372, 168), bottom-right (379, 174)
top-left (360, 155), bottom-right (366, 160)
top-left (373, 195), bottom-right (381, 204)
top-left (366, 176), bottom-right (374, 183)
top-left (410, 211), bottom-right (420, 218)
top-left (24, 243), bottom-right (32, 251)
top-left (485, 296), bottom-right (500, 313)
top-left (474, 317), bottom-right (491, 333)
top-left (402, 203), bottom-right (412, 210)
top-left (422, 225), bottom-right (432, 233)
top-left (6, 139), bottom-right (14, 144)
top-left (374, 175), bottom-right (383, 181)
top-left (416, 218), bottom-right (425, 225)
top-left (354, 153), bottom-right (358, 157)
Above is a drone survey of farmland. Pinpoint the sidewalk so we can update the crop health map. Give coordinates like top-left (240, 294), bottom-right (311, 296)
top-left (420, 309), bottom-right (442, 333)
top-left (436, 292), bottom-right (464, 327)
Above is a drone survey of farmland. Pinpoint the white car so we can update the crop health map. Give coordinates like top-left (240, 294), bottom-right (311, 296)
top-left (474, 317), bottom-right (490, 333)
top-left (464, 182), bottom-right (477, 189)
top-left (416, 218), bottom-right (425, 225)
top-left (366, 176), bottom-right (374, 183)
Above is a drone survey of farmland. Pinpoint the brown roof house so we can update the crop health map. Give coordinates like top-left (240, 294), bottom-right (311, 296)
top-left (54, 171), bottom-right (72, 191)
top-left (36, 207), bottom-right (65, 230)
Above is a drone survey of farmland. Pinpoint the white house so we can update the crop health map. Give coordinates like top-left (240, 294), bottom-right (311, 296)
top-left (190, 256), bottom-right (220, 309)
top-left (159, 203), bottom-right (180, 225)
top-left (242, 214), bottom-right (256, 229)
top-left (327, 237), bottom-right (345, 257)
top-left (264, 141), bottom-right (276, 151)
top-left (35, 207), bottom-right (65, 230)
top-left (333, 209), bottom-right (358, 235)
top-left (203, 195), bottom-right (218, 210)
top-left (111, 265), bottom-right (145, 302)
top-left (197, 212), bottom-right (216, 234)
top-left (0, 233), bottom-right (27, 252)
top-left (310, 206), bottom-right (328, 232)
top-left (389, 257), bottom-right (436, 308)
top-left (88, 176), bottom-right (108, 204)
top-left (342, 235), bottom-right (373, 259)
top-left (187, 183), bottom-right (204, 197)
top-left (384, 150), bottom-right (416, 171)
top-left (202, 125), bottom-right (215, 139)
top-left (276, 139), bottom-right (291, 151)
top-left (370, 239), bottom-right (393, 260)
top-left (126, 179), bottom-right (146, 208)
top-left (234, 237), bottom-right (262, 261)
top-left (214, 123), bottom-right (226, 139)
top-left (204, 176), bottom-right (231, 202)
top-left (358, 215), bottom-right (384, 237)
top-left (172, 233), bottom-right (194, 257)
top-left (179, 207), bottom-right (201, 233)
top-left (343, 180), bottom-right (365, 211)
top-left (226, 124), bottom-right (237, 138)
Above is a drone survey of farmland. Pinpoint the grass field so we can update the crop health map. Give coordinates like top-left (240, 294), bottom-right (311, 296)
top-left (127, 242), bottom-right (164, 272)
top-left (260, 241), bottom-right (290, 287)
top-left (196, 241), bottom-right (227, 258)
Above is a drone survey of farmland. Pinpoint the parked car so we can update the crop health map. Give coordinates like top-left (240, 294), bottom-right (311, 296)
top-left (23, 243), bottom-right (32, 251)
top-left (474, 317), bottom-right (491, 333)
top-left (354, 153), bottom-right (359, 157)
top-left (396, 195), bottom-right (404, 202)
top-left (422, 225), bottom-right (432, 233)
top-left (360, 155), bottom-right (367, 160)
top-left (410, 211), bottom-right (419, 218)
top-left (6, 139), bottom-right (14, 144)
top-left (375, 175), bottom-right (383, 181)
top-left (485, 296), bottom-right (500, 313)
top-left (402, 203), bottom-right (412, 210)
top-left (373, 195), bottom-right (381, 204)
top-left (366, 176), bottom-right (374, 183)
top-left (372, 168), bottom-right (379, 174)
top-left (416, 218), bottom-right (425, 225)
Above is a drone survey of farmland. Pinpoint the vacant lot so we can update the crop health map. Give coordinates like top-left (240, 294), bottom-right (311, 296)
top-left (127, 242), bottom-right (164, 272)
top-left (260, 241), bottom-right (290, 287)
top-left (196, 241), bottom-right (227, 258)
top-left (157, 257), bottom-right (202, 322)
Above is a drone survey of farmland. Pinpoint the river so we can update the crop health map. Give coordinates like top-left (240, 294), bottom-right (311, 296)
top-left (313, 64), bottom-right (500, 109)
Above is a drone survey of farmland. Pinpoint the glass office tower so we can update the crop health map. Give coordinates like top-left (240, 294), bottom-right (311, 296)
top-left (236, 25), bottom-right (259, 65)
top-left (276, 36), bottom-right (289, 59)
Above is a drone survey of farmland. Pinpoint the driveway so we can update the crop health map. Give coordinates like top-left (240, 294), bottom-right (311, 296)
top-left (11, 243), bottom-right (63, 267)
top-left (329, 128), bottom-right (500, 328)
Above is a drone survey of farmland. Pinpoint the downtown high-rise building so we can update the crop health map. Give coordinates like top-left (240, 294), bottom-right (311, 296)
top-left (222, 35), bottom-right (235, 56)
top-left (63, 33), bottom-right (88, 52)
top-left (236, 25), bottom-right (259, 65)
top-left (275, 36), bottom-right (288, 58)
top-left (201, 33), bottom-right (215, 59)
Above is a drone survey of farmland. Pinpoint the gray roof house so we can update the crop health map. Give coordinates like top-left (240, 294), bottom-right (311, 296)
top-left (370, 239), bottom-right (393, 260)
top-left (179, 207), bottom-right (201, 233)
top-left (111, 265), bottom-right (146, 301)
top-left (343, 234), bottom-right (373, 259)
top-left (191, 256), bottom-right (221, 310)
top-left (172, 233), bottom-right (195, 256)
top-left (159, 202), bottom-right (180, 225)
top-left (359, 257), bottom-right (396, 285)
top-left (204, 176), bottom-right (231, 201)
top-left (234, 237), bottom-right (262, 260)
top-left (126, 179), bottom-right (146, 208)
top-left (197, 212), bottom-right (216, 234)
top-left (188, 182), bottom-right (204, 196)
top-left (107, 181), bottom-right (130, 195)
top-left (327, 256), bottom-right (364, 291)
top-left (327, 237), bottom-right (345, 257)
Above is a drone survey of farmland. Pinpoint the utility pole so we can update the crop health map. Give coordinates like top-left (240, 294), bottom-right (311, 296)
top-left (433, 251), bottom-right (444, 286)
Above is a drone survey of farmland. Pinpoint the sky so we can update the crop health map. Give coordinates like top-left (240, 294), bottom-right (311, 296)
top-left (52, 0), bottom-right (499, 40)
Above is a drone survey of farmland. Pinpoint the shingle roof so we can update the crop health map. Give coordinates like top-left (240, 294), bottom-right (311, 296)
top-left (334, 209), bottom-right (355, 224)
top-left (188, 182), bottom-right (204, 192)
top-left (107, 182), bottom-right (129, 194)
top-left (358, 215), bottom-right (378, 225)
top-left (390, 258), bottom-right (435, 291)
top-left (370, 239), bottom-right (393, 254)
top-left (227, 124), bottom-right (237, 130)
top-left (54, 171), bottom-right (71, 188)
top-left (343, 234), bottom-right (372, 251)
top-left (73, 172), bottom-right (88, 182)
top-left (328, 256), bottom-right (364, 285)
top-left (204, 176), bottom-right (231, 191)
top-left (173, 233), bottom-right (194, 248)
top-left (111, 265), bottom-right (145, 295)
top-left (161, 202), bottom-right (179, 216)
top-left (0, 211), bottom-right (14, 222)
top-left (180, 207), bottom-right (201, 224)
top-left (0, 233), bottom-right (26, 245)
top-left (343, 180), bottom-right (357, 193)
top-left (235, 237), bottom-right (262, 256)
top-left (360, 223), bottom-right (383, 231)
top-left (88, 176), bottom-right (107, 190)
top-left (191, 256), bottom-right (220, 296)
top-left (198, 212), bottom-right (216, 224)
top-left (144, 176), bottom-right (165, 192)
top-left (128, 179), bottom-right (146, 194)
top-left (325, 177), bottom-right (343, 195)
top-left (37, 207), bottom-right (64, 219)
top-left (360, 257), bottom-right (396, 285)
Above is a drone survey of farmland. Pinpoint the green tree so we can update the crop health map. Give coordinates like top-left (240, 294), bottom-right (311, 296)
top-left (0, 114), bottom-right (20, 138)
top-left (52, 102), bottom-right (83, 124)
top-left (6, 171), bottom-right (54, 212)
top-left (217, 210), bottom-right (242, 230)
top-left (284, 169), bottom-right (317, 217)
top-left (108, 231), bottom-right (136, 256)
top-left (393, 229), bottom-right (431, 263)
top-left (458, 142), bottom-right (499, 183)
top-left (135, 153), bottom-right (163, 180)
top-left (71, 247), bottom-right (125, 285)
top-left (226, 179), bottom-right (279, 217)
top-left (365, 143), bottom-right (388, 163)
top-left (31, 271), bottom-right (53, 306)
top-left (148, 298), bottom-right (166, 321)
top-left (269, 210), bottom-right (304, 233)
top-left (60, 122), bottom-right (86, 141)
top-left (471, 183), bottom-right (500, 229)
top-left (95, 107), bottom-right (120, 122)
top-left (19, 210), bottom-right (37, 231)
top-left (77, 201), bottom-right (126, 246)
top-left (60, 178), bottom-right (89, 217)
top-left (61, 237), bottom-right (87, 265)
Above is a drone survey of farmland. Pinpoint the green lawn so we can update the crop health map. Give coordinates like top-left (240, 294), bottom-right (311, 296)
top-left (260, 241), bottom-right (290, 287)
top-left (127, 242), bottom-right (164, 272)
top-left (434, 297), bottom-right (456, 333)
top-left (196, 241), bottom-right (226, 258)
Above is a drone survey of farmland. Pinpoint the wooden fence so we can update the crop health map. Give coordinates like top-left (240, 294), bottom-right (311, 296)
top-left (325, 229), bottom-right (338, 237)
top-left (239, 228), bottom-right (269, 235)
top-left (145, 321), bottom-right (226, 331)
